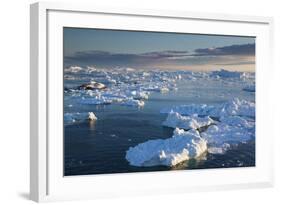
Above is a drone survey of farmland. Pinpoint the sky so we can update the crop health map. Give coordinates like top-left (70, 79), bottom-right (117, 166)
top-left (64, 27), bottom-right (255, 72)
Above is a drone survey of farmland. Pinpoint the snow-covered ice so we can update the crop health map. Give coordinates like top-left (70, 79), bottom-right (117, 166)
top-left (219, 115), bottom-right (255, 129)
top-left (126, 128), bottom-right (207, 167)
top-left (201, 123), bottom-right (253, 151)
top-left (162, 111), bottom-right (214, 130)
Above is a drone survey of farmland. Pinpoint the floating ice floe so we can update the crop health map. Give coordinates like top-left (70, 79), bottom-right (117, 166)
top-left (126, 128), bottom-right (207, 167)
top-left (162, 112), bottom-right (214, 130)
top-left (161, 98), bottom-right (255, 118)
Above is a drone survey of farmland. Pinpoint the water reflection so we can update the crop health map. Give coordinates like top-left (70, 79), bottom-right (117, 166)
top-left (88, 120), bottom-right (96, 131)
top-left (171, 152), bottom-right (208, 170)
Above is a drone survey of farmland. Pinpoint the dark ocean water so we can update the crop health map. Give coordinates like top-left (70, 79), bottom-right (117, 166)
top-left (64, 79), bottom-right (255, 176)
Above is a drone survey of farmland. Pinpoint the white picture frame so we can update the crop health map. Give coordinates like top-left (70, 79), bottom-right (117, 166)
top-left (30, 2), bottom-right (274, 202)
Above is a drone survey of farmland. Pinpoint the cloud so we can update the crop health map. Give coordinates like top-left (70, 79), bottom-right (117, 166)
top-left (64, 43), bottom-right (255, 71)
top-left (191, 43), bottom-right (255, 56)
top-left (214, 61), bottom-right (255, 66)
top-left (140, 50), bottom-right (189, 58)
top-left (64, 50), bottom-right (190, 67)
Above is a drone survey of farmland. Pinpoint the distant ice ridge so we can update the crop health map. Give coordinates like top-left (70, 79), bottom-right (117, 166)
top-left (161, 98), bottom-right (255, 118)
top-left (162, 112), bottom-right (214, 130)
top-left (64, 67), bottom-right (254, 111)
top-left (210, 69), bottom-right (254, 80)
top-left (211, 69), bottom-right (242, 78)
top-left (125, 128), bottom-right (207, 167)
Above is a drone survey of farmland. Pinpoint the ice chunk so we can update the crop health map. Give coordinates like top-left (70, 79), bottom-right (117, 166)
top-left (88, 112), bottom-right (97, 121)
top-left (125, 128), bottom-right (207, 167)
top-left (162, 111), bottom-right (214, 130)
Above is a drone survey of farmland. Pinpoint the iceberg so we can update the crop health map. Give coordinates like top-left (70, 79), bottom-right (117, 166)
top-left (125, 128), bottom-right (207, 167)
top-left (162, 111), bottom-right (214, 130)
